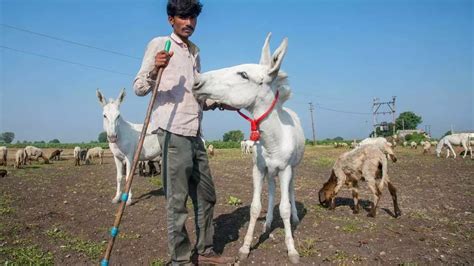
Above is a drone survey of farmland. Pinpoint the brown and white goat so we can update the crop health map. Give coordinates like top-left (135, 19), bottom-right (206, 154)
top-left (318, 144), bottom-right (401, 218)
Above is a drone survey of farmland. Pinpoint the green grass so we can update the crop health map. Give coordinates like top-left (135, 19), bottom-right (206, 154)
top-left (148, 176), bottom-right (162, 188)
top-left (0, 245), bottom-right (54, 265)
top-left (45, 227), bottom-right (104, 260)
top-left (312, 156), bottom-right (335, 168)
top-left (298, 238), bottom-right (319, 257)
top-left (0, 192), bottom-right (14, 215)
top-left (150, 258), bottom-right (167, 266)
top-left (226, 195), bottom-right (242, 206)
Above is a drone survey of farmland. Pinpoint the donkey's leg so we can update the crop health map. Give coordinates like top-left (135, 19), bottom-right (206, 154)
top-left (351, 181), bottom-right (360, 214)
top-left (447, 143), bottom-right (456, 159)
top-left (239, 165), bottom-right (265, 260)
top-left (124, 157), bottom-right (133, 206)
top-left (263, 174), bottom-right (276, 233)
top-left (366, 177), bottom-right (381, 218)
top-left (289, 173), bottom-right (299, 225)
top-left (279, 166), bottom-right (299, 264)
top-left (112, 157), bottom-right (124, 204)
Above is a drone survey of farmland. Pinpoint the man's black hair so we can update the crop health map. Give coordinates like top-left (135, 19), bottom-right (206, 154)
top-left (167, 0), bottom-right (203, 18)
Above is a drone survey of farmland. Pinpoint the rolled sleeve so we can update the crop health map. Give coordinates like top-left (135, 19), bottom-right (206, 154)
top-left (133, 37), bottom-right (165, 96)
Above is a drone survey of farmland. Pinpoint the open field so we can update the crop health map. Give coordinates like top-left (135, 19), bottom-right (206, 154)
top-left (0, 146), bottom-right (473, 264)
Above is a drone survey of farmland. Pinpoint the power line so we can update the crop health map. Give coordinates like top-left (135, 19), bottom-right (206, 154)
top-left (314, 104), bottom-right (371, 115)
top-left (1, 45), bottom-right (134, 77)
top-left (1, 23), bottom-right (141, 60)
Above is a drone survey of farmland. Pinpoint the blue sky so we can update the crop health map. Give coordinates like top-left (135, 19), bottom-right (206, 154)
top-left (1, 0), bottom-right (472, 143)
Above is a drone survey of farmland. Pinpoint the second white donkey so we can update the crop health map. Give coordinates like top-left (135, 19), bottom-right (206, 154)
top-left (97, 89), bottom-right (162, 205)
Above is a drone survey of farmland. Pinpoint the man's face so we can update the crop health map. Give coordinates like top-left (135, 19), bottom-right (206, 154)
top-left (169, 15), bottom-right (197, 39)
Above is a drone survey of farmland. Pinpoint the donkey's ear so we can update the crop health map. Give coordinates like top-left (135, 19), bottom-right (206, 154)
top-left (259, 32), bottom-right (272, 66)
top-left (268, 37), bottom-right (288, 78)
top-left (96, 89), bottom-right (107, 107)
top-left (117, 88), bottom-right (126, 105)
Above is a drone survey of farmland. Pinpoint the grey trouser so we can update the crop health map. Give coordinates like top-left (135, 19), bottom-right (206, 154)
top-left (156, 129), bottom-right (216, 265)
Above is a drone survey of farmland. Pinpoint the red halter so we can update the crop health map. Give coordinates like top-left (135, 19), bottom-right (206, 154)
top-left (237, 90), bottom-right (280, 141)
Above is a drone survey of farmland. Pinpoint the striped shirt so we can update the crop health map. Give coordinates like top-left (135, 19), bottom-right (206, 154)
top-left (134, 32), bottom-right (205, 137)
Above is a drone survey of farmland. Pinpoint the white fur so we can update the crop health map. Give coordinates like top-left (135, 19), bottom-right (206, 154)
top-left (436, 133), bottom-right (472, 159)
top-left (193, 33), bottom-right (304, 263)
top-left (97, 89), bottom-right (162, 206)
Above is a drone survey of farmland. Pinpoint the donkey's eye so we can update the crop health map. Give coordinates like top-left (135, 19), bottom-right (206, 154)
top-left (103, 115), bottom-right (106, 118)
top-left (237, 71), bottom-right (249, 80)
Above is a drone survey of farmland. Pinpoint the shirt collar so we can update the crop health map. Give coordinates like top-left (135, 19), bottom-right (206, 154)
top-left (170, 32), bottom-right (200, 55)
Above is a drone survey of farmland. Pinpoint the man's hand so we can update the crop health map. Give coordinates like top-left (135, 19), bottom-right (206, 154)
top-left (149, 50), bottom-right (174, 79)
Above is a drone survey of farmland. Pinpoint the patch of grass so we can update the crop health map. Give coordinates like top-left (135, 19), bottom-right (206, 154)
top-left (298, 238), bottom-right (319, 257)
top-left (226, 195), bottom-right (242, 206)
top-left (0, 245), bottom-right (54, 265)
top-left (327, 250), bottom-right (349, 262)
top-left (312, 156), bottom-right (335, 168)
top-left (150, 258), bottom-right (167, 266)
top-left (341, 223), bottom-right (360, 233)
top-left (0, 192), bottom-right (14, 215)
top-left (409, 209), bottom-right (433, 221)
top-left (148, 177), bottom-right (162, 188)
top-left (45, 227), bottom-right (105, 260)
top-left (118, 232), bottom-right (141, 240)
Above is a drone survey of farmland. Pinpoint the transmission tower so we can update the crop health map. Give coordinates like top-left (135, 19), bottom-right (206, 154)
top-left (372, 96), bottom-right (396, 137)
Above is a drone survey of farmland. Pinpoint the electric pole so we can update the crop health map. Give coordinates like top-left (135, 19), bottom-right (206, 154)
top-left (309, 102), bottom-right (316, 145)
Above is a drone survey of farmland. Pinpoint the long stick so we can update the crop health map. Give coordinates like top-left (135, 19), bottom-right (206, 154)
top-left (101, 40), bottom-right (171, 266)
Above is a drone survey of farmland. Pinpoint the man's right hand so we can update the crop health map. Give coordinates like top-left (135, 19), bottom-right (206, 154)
top-left (149, 50), bottom-right (174, 79)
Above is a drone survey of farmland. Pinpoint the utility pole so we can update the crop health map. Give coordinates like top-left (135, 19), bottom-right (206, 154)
top-left (309, 102), bottom-right (316, 145)
top-left (372, 96), bottom-right (397, 137)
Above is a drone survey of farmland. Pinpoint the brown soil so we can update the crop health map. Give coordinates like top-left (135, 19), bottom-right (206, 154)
top-left (0, 146), bottom-right (473, 264)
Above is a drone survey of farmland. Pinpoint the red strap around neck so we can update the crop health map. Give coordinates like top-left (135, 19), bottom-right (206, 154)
top-left (237, 90), bottom-right (280, 141)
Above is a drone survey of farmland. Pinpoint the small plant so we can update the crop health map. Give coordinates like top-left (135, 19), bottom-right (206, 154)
top-left (298, 238), bottom-right (318, 257)
top-left (148, 177), bottom-right (162, 188)
top-left (227, 196), bottom-right (242, 206)
top-left (45, 227), bottom-right (104, 260)
top-left (151, 258), bottom-right (167, 266)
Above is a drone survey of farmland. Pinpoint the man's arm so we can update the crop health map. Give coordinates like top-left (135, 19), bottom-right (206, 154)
top-left (133, 38), bottom-right (173, 96)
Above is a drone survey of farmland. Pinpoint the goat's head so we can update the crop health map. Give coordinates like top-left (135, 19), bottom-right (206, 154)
top-left (193, 33), bottom-right (291, 112)
top-left (318, 170), bottom-right (338, 207)
top-left (96, 89), bottom-right (125, 143)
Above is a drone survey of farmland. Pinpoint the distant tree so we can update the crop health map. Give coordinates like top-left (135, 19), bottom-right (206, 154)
top-left (223, 130), bottom-right (244, 142)
top-left (441, 130), bottom-right (452, 138)
top-left (395, 112), bottom-right (422, 130)
top-left (0, 132), bottom-right (15, 144)
top-left (34, 140), bottom-right (45, 144)
top-left (98, 131), bottom-right (107, 143)
top-left (22, 140), bottom-right (28, 144)
top-left (333, 136), bottom-right (344, 141)
top-left (49, 139), bottom-right (60, 144)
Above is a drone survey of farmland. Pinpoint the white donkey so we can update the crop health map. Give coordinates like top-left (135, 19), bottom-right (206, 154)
top-left (436, 133), bottom-right (472, 159)
top-left (193, 33), bottom-right (305, 263)
top-left (97, 89), bottom-right (162, 205)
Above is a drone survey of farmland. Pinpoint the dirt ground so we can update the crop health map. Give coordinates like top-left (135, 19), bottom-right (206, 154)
top-left (0, 146), bottom-right (473, 265)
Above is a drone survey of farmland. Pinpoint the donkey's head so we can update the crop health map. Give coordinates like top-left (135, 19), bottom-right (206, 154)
top-left (193, 33), bottom-right (291, 112)
top-left (96, 89), bottom-right (126, 143)
top-left (318, 170), bottom-right (338, 208)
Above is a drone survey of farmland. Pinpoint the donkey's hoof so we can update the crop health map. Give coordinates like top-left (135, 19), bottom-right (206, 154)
top-left (111, 198), bottom-right (120, 204)
top-left (126, 200), bottom-right (132, 206)
top-left (238, 248), bottom-right (249, 261)
top-left (288, 252), bottom-right (300, 264)
top-left (291, 216), bottom-right (300, 225)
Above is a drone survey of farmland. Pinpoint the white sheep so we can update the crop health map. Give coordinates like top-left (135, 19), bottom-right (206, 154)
top-left (24, 146), bottom-right (49, 164)
top-left (359, 137), bottom-right (397, 162)
top-left (73, 146), bottom-right (81, 166)
top-left (85, 147), bottom-right (104, 165)
top-left (207, 144), bottom-right (215, 157)
top-left (0, 146), bottom-right (7, 166)
top-left (319, 144), bottom-right (401, 218)
top-left (402, 141), bottom-right (408, 147)
top-left (410, 141), bottom-right (417, 149)
top-left (422, 141), bottom-right (431, 155)
top-left (14, 149), bottom-right (27, 169)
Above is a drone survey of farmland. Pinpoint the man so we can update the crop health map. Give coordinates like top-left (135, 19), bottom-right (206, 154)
top-left (134, 0), bottom-right (235, 265)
